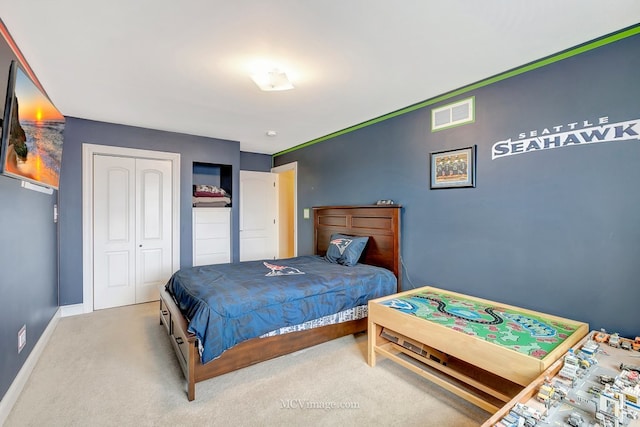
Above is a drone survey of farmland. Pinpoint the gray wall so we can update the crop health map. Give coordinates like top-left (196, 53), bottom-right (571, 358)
top-left (0, 39), bottom-right (58, 399)
top-left (240, 151), bottom-right (272, 171)
top-left (275, 32), bottom-right (640, 339)
top-left (58, 118), bottom-right (242, 305)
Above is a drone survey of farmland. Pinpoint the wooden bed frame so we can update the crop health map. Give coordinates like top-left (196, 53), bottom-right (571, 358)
top-left (159, 205), bottom-right (402, 400)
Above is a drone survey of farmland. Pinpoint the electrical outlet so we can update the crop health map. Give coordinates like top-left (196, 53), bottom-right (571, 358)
top-left (18, 325), bottom-right (26, 353)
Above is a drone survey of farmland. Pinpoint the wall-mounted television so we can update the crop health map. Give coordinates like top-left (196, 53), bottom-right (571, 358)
top-left (0, 60), bottom-right (65, 190)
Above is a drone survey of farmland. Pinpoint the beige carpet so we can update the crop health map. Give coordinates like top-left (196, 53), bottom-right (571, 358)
top-left (5, 302), bottom-right (490, 426)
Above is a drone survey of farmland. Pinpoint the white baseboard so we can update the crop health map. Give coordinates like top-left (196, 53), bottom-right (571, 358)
top-left (60, 303), bottom-right (86, 317)
top-left (0, 307), bottom-right (61, 426)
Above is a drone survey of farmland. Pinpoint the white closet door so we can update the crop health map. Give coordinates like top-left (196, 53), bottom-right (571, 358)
top-left (93, 155), bottom-right (173, 309)
top-left (93, 155), bottom-right (136, 309)
top-left (240, 171), bottom-right (278, 261)
top-left (135, 158), bottom-right (173, 303)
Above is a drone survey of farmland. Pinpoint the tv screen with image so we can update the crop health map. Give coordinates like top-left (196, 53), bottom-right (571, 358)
top-left (0, 60), bottom-right (65, 190)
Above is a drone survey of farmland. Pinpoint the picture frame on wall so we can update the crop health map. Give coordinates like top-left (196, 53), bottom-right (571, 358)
top-left (430, 145), bottom-right (476, 189)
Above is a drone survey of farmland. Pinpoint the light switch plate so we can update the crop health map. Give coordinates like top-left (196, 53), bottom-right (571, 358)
top-left (303, 208), bottom-right (310, 219)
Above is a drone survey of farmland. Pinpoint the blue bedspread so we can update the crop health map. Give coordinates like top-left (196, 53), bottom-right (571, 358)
top-left (165, 255), bottom-right (397, 364)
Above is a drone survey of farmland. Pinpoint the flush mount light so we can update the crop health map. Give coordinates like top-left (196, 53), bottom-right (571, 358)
top-left (266, 130), bottom-right (278, 137)
top-left (250, 69), bottom-right (294, 91)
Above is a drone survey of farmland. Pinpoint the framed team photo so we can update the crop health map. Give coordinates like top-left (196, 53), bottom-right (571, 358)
top-left (430, 145), bottom-right (476, 189)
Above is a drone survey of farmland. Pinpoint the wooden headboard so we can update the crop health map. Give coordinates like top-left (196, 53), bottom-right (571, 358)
top-left (313, 205), bottom-right (402, 291)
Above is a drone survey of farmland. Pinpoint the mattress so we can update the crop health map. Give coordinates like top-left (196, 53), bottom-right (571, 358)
top-left (165, 255), bottom-right (397, 363)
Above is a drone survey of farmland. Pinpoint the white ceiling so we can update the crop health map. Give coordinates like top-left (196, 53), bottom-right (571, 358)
top-left (1, 1), bottom-right (639, 155)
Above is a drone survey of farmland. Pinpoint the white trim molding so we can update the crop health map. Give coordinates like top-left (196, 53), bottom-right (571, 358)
top-left (0, 308), bottom-right (61, 425)
top-left (81, 143), bottom-right (181, 313)
top-left (271, 161), bottom-right (298, 257)
top-left (59, 304), bottom-right (85, 317)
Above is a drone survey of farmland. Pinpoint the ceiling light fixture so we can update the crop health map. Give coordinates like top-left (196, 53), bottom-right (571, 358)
top-left (250, 69), bottom-right (294, 91)
top-left (266, 130), bottom-right (277, 137)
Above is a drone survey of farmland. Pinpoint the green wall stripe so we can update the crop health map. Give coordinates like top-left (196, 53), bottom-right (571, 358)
top-left (274, 24), bottom-right (640, 157)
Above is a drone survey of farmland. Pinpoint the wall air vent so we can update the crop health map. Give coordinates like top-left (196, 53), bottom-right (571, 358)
top-left (431, 97), bottom-right (475, 131)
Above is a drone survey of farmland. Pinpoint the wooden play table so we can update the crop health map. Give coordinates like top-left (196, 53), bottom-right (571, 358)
top-left (368, 286), bottom-right (589, 412)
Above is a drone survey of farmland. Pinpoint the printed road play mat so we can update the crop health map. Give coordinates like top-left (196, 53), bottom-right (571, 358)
top-left (380, 289), bottom-right (581, 360)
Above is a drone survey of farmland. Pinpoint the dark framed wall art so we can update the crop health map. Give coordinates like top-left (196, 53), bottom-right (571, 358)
top-left (430, 145), bottom-right (476, 189)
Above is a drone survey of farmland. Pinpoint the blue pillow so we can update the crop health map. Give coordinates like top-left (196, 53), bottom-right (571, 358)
top-left (324, 234), bottom-right (345, 263)
top-left (325, 234), bottom-right (369, 267)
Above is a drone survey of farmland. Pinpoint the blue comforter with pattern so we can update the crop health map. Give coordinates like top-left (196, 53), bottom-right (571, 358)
top-left (165, 255), bottom-right (397, 364)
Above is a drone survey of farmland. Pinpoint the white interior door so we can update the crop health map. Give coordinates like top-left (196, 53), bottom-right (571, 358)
top-left (93, 155), bottom-right (136, 309)
top-left (240, 170), bottom-right (278, 261)
top-left (135, 158), bottom-right (172, 303)
top-left (93, 155), bottom-right (172, 309)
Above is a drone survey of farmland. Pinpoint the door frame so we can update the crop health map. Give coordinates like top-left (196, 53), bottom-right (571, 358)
top-left (271, 161), bottom-right (297, 257)
top-left (239, 170), bottom-right (279, 261)
top-left (81, 143), bottom-right (181, 313)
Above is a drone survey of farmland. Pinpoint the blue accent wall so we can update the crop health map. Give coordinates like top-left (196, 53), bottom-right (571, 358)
top-left (240, 151), bottom-right (272, 171)
top-left (0, 40), bottom-right (58, 400)
top-left (58, 118), bottom-right (241, 305)
top-left (275, 33), bottom-right (640, 338)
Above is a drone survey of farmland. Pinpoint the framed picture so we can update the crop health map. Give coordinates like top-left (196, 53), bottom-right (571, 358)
top-left (430, 145), bottom-right (476, 189)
